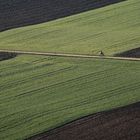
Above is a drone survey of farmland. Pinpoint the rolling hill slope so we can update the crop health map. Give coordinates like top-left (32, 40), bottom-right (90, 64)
top-left (29, 102), bottom-right (140, 140)
top-left (0, 55), bottom-right (140, 140)
top-left (0, 0), bottom-right (140, 139)
top-left (0, 0), bottom-right (139, 55)
top-left (0, 0), bottom-right (125, 31)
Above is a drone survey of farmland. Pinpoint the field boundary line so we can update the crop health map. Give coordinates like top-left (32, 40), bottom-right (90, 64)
top-left (0, 49), bottom-right (140, 61)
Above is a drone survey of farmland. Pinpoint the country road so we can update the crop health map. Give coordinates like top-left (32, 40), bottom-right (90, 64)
top-left (0, 49), bottom-right (140, 61)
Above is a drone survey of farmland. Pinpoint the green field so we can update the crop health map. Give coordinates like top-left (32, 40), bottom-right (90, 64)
top-left (0, 0), bottom-right (140, 139)
top-left (0, 0), bottom-right (140, 55)
top-left (0, 55), bottom-right (140, 140)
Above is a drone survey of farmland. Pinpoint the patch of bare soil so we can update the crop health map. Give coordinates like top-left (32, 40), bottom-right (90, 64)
top-left (0, 52), bottom-right (17, 61)
top-left (0, 0), bottom-right (126, 31)
top-left (115, 47), bottom-right (140, 58)
top-left (28, 102), bottom-right (140, 140)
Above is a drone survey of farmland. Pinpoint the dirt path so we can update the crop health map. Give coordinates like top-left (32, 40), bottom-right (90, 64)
top-left (0, 49), bottom-right (140, 61)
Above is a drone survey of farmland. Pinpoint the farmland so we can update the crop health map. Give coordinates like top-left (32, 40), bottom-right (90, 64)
top-left (0, 0), bottom-right (140, 139)
top-left (30, 102), bottom-right (140, 140)
top-left (0, 0), bottom-right (140, 55)
top-left (0, 0), bottom-right (125, 31)
top-left (0, 55), bottom-right (140, 140)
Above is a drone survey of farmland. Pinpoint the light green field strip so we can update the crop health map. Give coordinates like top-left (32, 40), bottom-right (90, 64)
top-left (0, 55), bottom-right (140, 140)
top-left (0, 0), bottom-right (140, 55)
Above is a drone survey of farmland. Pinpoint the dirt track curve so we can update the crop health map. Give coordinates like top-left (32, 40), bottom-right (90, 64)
top-left (0, 0), bottom-right (125, 31)
top-left (28, 102), bottom-right (140, 140)
top-left (0, 50), bottom-right (140, 61)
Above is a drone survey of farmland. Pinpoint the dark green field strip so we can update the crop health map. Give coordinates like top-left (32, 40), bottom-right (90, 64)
top-left (0, 57), bottom-right (51, 73)
top-left (0, 55), bottom-right (140, 140)
top-left (0, 67), bottom-right (117, 102)
top-left (0, 60), bottom-right (121, 100)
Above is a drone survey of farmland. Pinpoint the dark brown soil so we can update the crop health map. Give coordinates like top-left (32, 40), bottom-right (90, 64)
top-left (115, 47), bottom-right (140, 58)
top-left (0, 52), bottom-right (17, 61)
top-left (0, 0), bottom-right (126, 31)
top-left (28, 102), bottom-right (140, 140)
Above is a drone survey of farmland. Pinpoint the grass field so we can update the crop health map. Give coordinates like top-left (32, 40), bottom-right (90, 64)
top-left (0, 55), bottom-right (140, 140)
top-left (0, 0), bottom-right (140, 55)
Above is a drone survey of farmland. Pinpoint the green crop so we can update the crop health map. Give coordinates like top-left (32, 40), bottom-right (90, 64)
top-left (0, 55), bottom-right (140, 140)
top-left (0, 0), bottom-right (140, 55)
